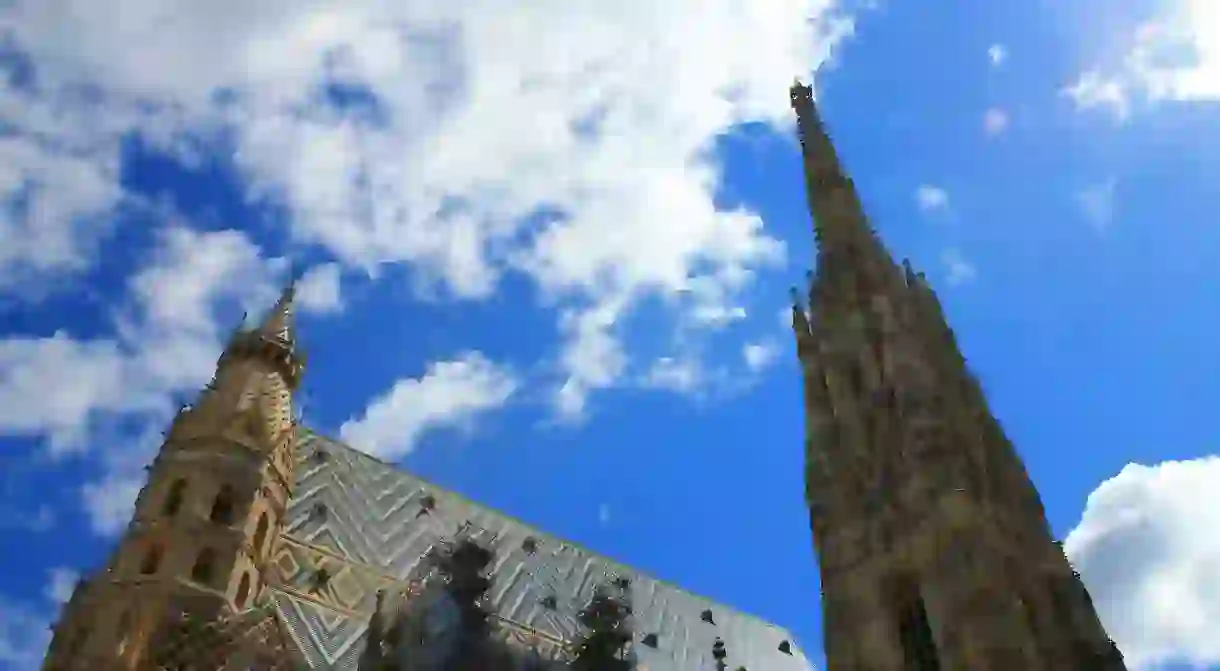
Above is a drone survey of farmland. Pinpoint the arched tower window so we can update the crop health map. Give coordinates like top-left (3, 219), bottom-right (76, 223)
top-left (140, 546), bottom-right (163, 575)
top-left (163, 478), bottom-right (187, 517)
top-left (236, 572), bottom-right (252, 607)
top-left (210, 485), bottom-right (236, 525)
top-left (893, 581), bottom-right (941, 671)
top-left (191, 548), bottom-right (217, 586)
top-left (252, 511), bottom-right (270, 555)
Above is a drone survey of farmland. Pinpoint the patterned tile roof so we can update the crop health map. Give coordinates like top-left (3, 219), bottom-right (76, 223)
top-left (269, 429), bottom-right (813, 670)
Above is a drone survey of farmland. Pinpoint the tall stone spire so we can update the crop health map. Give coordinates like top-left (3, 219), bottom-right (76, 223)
top-left (789, 81), bottom-right (1126, 670)
top-left (789, 79), bottom-right (899, 308)
top-left (259, 278), bottom-right (296, 345)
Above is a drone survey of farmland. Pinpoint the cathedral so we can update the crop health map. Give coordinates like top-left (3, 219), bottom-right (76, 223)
top-left (38, 81), bottom-right (1126, 670)
top-left (39, 283), bottom-right (809, 670)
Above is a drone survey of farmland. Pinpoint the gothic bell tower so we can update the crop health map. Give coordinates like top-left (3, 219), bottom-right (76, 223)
top-left (788, 81), bottom-right (1126, 671)
top-left (42, 283), bottom-right (304, 670)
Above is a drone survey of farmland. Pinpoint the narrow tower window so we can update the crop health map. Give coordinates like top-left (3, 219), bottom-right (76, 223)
top-left (209, 485), bottom-right (236, 525)
top-left (252, 511), bottom-right (270, 555)
top-left (140, 546), bottom-right (163, 575)
top-left (191, 548), bottom-right (217, 586)
top-left (894, 584), bottom-right (941, 671)
top-left (163, 478), bottom-right (187, 517)
top-left (236, 572), bottom-right (252, 607)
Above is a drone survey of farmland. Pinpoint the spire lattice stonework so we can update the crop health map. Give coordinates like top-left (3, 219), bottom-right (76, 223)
top-left (788, 80), bottom-right (1126, 670)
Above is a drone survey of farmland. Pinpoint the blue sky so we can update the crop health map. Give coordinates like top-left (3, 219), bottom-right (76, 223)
top-left (1, 1), bottom-right (1219, 670)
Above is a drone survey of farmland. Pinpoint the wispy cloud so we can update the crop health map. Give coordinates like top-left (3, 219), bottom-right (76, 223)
top-left (1065, 73), bottom-right (1131, 120)
top-left (915, 185), bottom-right (949, 213)
top-left (1065, 0), bottom-right (1220, 119)
top-left (988, 43), bottom-right (1007, 67)
top-left (295, 263), bottom-right (344, 314)
top-left (742, 342), bottom-right (779, 372)
top-left (43, 568), bottom-right (78, 605)
top-left (0, 596), bottom-right (51, 670)
top-left (340, 353), bottom-right (518, 461)
top-left (941, 248), bottom-right (977, 287)
top-left (641, 357), bottom-right (703, 393)
top-left (983, 107), bottom-right (1009, 136)
top-left (1077, 180), bottom-right (1117, 231)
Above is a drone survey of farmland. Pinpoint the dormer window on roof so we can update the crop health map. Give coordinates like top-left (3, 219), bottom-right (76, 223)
top-left (311, 503), bottom-right (327, 521)
top-left (417, 494), bottom-right (436, 518)
top-left (311, 568), bottom-right (330, 593)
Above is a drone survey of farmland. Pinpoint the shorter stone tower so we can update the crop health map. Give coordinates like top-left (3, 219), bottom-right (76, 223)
top-left (42, 285), bottom-right (304, 670)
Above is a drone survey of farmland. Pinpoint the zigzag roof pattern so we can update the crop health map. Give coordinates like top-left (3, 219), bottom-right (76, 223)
top-left (268, 428), bottom-right (813, 670)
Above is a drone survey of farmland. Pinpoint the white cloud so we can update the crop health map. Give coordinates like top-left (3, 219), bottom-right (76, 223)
top-left (915, 185), bottom-right (949, 213)
top-left (598, 503), bottom-right (611, 527)
top-left (43, 567), bottom-right (79, 605)
top-left (983, 107), bottom-right (1009, 136)
top-left (0, 79), bottom-right (126, 297)
top-left (940, 248), bottom-right (976, 287)
top-left (0, 335), bottom-right (130, 453)
top-left (339, 352), bottom-right (518, 460)
top-left (295, 262), bottom-right (344, 314)
top-left (128, 227), bottom-right (280, 338)
top-left (688, 304), bottom-right (748, 328)
top-left (0, 226), bottom-right (292, 532)
top-left (1077, 180), bottom-right (1117, 231)
top-left (0, 0), bottom-right (859, 537)
top-left (1065, 0), bottom-right (1220, 118)
top-left (554, 300), bottom-right (628, 420)
top-left (988, 44), bottom-right (1007, 67)
top-left (80, 470), bottom-right (146, 537)
top-left (0, 0), bottom-right (853, 414)
top-left (1066, 456), bottom-right (1220, 670)
top-left (742, 341), bottom-right (780, 371)
top-left (1065, 72), bottom-right (1131, 120)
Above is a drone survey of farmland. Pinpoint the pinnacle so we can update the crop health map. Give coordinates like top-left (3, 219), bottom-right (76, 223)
top-left (258, 280), bottom-right (296, 343)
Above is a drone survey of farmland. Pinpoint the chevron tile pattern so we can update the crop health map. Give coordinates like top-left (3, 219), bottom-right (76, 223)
top-left (267, 429), bottom-right (814, 671)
